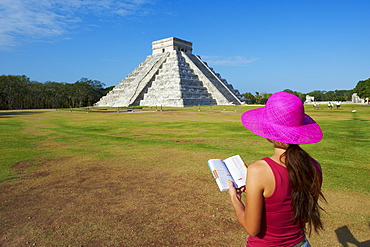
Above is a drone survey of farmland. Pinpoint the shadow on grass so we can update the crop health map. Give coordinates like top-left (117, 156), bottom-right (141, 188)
top-left (335, 225), bottom-right (370, 247)
top-left (0, 110), bottom-right (48, 117)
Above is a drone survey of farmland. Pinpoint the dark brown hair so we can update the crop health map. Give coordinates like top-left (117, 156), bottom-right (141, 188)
top-left (281, 144), bottom-right (326, 235)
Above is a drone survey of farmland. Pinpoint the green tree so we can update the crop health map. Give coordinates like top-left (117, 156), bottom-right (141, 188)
top-left (243, 92), bottom-right (255, 104)
top-left (282, 89), bottom-right (305, 102)
top-left (334, 90), bottom-right (353, 101)
top-left (353, 78), bottom-right (370, 99)
top-left (254, 92), bottom-right (271, 104)
top-left (306, 90), bottom-right (324, 101)
top-left (323, 91), bottom-right (335, 101)
top-left (73, 78), bottom-right (105, 107)
top-left (25, 81), bottom-right (44, 108)
top-left (43, 81), bottom-right (69, 108)
top-left (0, 75), bottom-right (30, 109)
top-left (104, 86), bottom-right (114, 95)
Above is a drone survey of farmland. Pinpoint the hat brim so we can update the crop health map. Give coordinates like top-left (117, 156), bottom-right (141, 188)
top-left (241, 108), bottom-right (323, 144)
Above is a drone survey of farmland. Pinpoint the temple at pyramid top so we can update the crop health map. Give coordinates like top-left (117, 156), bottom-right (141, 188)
top-left (95, 37), bottom-right (246, 107)
top-left (152, 37), bottom-right (193, 54)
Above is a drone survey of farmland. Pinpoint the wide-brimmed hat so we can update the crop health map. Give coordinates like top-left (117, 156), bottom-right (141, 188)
top-left (241, 92), bottom-right (323, 144)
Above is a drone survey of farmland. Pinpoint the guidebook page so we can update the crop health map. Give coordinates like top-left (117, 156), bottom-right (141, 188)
top-left (207, 159), bottom-right (234, 191)
top-left (224, 155), bottom-right (247, 188)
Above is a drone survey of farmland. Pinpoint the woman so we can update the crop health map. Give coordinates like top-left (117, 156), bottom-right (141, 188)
top-left (228, 92), bottom-right (326, 247)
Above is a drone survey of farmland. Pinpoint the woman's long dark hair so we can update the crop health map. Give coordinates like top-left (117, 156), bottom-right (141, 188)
top-left (280, 144), bottom-right (326, 235)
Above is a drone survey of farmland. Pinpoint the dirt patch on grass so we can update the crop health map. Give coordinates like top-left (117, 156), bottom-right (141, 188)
top-left (0, 151), bottom-right (246, 246)
top-left (12, 161), bottom-right (35, 170)
top-left (1, 152), bottom-right (369, 246)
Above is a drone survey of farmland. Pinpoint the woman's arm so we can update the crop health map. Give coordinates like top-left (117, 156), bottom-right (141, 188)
top-left (228, 161), bottom-right (265, 237)
top-left (228, 181), bottom-right (246, 225)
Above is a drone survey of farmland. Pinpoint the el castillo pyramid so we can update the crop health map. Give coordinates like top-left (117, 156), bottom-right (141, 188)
top-left (95, 37), bottom-right (246, 107)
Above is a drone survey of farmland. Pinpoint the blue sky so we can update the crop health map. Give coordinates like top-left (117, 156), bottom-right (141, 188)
top-left (1, 0), bottom-right (369, 94)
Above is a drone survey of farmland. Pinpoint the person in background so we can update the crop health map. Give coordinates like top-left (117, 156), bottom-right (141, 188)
top-left (228, 92), bottom-right (326, 247)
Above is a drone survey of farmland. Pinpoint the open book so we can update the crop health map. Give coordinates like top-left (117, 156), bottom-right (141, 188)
top-left (207, 155), bottom-right (247, 191)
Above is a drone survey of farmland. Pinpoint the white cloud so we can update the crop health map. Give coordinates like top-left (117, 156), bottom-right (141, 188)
top-left (0, 0), bottom-right (152, 50)
top-left (201, 55), bottom-right (259, 66)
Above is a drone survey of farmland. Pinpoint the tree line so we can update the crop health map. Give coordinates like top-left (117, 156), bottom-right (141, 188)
top-left (243, 78), bottom-right (370, 104)
top-left (1, 75), bottom-right (369, 109)
top-left (0, 75), bottom-right (113, 110)
top-left (243, 89), bottom-right (353, 105)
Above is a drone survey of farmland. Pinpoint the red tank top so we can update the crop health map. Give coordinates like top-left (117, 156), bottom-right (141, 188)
top-left (247, 157), bottom-right (322, 247)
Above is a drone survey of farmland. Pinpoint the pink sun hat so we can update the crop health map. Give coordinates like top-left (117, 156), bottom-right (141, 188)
top-left (241, 92), bottom-right (323, 144)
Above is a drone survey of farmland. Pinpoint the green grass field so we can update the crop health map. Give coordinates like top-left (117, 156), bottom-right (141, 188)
top-left (0, 105), bottom-right (369, 246)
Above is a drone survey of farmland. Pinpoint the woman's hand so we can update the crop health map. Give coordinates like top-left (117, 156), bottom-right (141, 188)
top-left (228, 181), bottom-right (245, 202)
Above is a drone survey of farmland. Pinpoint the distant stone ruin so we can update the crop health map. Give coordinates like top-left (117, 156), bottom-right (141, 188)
top-left (95, 37), bottom-right (246, 107)
top-left (304, 93), bottom-right (369, 105)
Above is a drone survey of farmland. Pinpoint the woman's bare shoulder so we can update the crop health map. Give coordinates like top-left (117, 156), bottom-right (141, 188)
top-left (248, 159), bottom-right (270, 172)
top-left (247, 159), bottom-right (275, 197)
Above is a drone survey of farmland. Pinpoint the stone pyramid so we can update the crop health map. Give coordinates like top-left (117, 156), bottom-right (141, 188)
top-left (95, 37), bottom-right (246, 107)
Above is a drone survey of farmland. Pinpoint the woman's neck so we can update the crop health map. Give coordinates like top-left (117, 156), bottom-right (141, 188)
top-left (265, 139), bottom-right (289, 166)
top-left (271, 146), bottom-right (287, 166)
